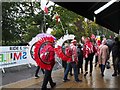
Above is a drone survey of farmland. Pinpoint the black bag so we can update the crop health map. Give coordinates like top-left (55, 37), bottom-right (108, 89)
top-left (106, 61), bottom-right (111, 69)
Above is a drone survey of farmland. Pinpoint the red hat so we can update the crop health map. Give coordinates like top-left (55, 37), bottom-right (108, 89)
top-left (71, 39), bottom-right (77, 43)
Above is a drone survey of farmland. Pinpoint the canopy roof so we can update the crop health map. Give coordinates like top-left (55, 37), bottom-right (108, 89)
top-left (54, 1), bottom-right (120, 34)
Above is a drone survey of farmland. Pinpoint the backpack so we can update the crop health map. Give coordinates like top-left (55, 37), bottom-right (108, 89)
top-left (40, 44), bottom-right (52, 64)
top-left (106, 61), bottom-right (111, 69)
top-left (77, 47), bottom-right (80, 54)
top-left (106, 39), bottom-right (115, 49)
top-left (65, 46), bottom-right (72, 57)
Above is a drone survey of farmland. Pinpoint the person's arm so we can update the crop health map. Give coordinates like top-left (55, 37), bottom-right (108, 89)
top-left (106, 46), bottom-right (110, 60)
top-left (73, 46), bottom-right (78, 64)
top-left (98, 47), bottom-right (102, 64)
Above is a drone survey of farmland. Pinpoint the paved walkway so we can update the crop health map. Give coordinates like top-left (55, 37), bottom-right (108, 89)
top-left (1, 65), bottom-right (120, 89)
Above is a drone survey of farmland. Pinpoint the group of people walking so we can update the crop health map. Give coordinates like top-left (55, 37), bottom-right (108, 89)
top-left (34, 35), bottom-right (120, 90)
top-left (62, 37), bottom-right (97, 80)
top-left (62, 36), bottom-right (120, 81)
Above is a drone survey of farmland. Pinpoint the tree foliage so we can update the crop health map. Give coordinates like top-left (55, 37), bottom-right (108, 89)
top-left (2, 2), bottom-right (116, 45)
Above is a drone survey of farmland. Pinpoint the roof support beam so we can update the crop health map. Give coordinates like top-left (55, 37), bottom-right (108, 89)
top-left (94, 0), bottom-right (117, 14)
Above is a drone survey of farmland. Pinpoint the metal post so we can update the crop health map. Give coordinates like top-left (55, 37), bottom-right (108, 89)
top-left (2, 68), bottom-right (5, 73)
top-left (41, 19), bottom-right (44, 33)
top-left (28, 63), bottom-right (31, 68)
top-left (41, 12), bottom-right (45, 33)
top-left (43, 12), bottom-right (46, 33)
top-left (66, 30), bottom-right (68, 35)
top-left (60, 20), bottom-right (65, 34)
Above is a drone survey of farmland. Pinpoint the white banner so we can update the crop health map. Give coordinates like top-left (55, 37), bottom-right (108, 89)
top-left (0, 46), bottom-right (30, 69)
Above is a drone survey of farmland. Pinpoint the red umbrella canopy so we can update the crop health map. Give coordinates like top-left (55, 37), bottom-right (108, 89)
top-left (36, 33), bottom-right (56, 40)
top-left (34, 36), bottom-right (55, 70)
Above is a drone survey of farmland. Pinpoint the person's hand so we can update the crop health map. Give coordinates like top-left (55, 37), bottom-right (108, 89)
top-left (67, 62), bottom-right (70, 64)
top-left (76, 62), bottom-right (78, 65)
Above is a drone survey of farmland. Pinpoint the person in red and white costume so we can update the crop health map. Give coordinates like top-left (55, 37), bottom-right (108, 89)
top-left (94, 39), bottom-right (101, 67)
top-left (41, 42), bottom-right (56, 90)
top-left (63, 39), bottom-right (82, 82)
top-left (83, 37), bottom-right (96, 76)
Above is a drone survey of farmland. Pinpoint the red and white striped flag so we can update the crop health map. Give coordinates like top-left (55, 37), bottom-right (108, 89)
top-left (52, 13), bottom-right (60, 24)
top-left (41, 0), bottom-right (49, 14)
top-left (44, 6), bottom-right (48, 14)
top-left (55, 15), bottom-right (60, 24)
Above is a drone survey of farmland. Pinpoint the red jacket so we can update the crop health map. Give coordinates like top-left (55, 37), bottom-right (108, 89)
top-left (68, 43), bottom-right (78, 63)
top-left (83, 41), bottom-right (96, 58)
top-left (65, 46), bottom-right (72, 62)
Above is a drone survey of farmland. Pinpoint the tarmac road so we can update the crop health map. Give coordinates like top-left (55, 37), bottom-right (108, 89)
top-left (1, 61), bottom-right (62, 86)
